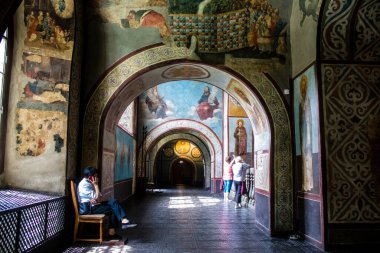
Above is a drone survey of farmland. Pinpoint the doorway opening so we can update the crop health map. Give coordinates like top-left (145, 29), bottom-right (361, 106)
top-left (171, 159), bottom-right (195, 186)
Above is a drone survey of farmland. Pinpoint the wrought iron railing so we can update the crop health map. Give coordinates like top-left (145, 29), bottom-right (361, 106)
top-left (0, 189), bottom-right (65, 253)
top-left (242, 168), bottom-right (255, 207)
top-left (230, 168), bottom-right (255, 207)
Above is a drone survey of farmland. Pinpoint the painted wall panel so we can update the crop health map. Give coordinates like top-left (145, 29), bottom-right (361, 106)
top-left (293, 65), bottom-right (321, 194)
top-left (290, 0), bottom-right (322, 77)
top-left (4, 1), bottom-right (74, 193)
top-left (115, 127), bottom-right (134, 181)
top-left (297, 197), bottom-right (322, 242)
top-left (228, 117), bottom-right (253, 165)
top-left (118, 101), bottom-right (135, 135)
top-left (256, 192), bottom-right (270, 231)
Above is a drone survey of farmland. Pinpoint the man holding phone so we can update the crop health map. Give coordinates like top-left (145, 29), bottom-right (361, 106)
top-left (77, 166), bottom-right (137, 240)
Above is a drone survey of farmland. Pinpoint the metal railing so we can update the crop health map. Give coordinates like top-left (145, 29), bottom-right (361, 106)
top-left (230, 168), bottom-right (255, 207)
top-left (0, 189), bottom-right (65, 253)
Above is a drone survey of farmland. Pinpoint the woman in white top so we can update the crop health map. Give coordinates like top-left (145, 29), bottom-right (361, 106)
top-left (232, 156), bottom-right (249, 208)
top-left (222, 155), bottom-right (235, 202)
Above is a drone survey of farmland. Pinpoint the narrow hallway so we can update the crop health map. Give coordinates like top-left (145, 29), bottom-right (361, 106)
top-left (64, 187), bottom-right (323, 253)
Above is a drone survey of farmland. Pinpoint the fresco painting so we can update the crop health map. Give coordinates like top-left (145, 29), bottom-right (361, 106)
top-left (14, 0), bottom-right (75, 157)
top-left (92, 0), bottom-right (167, 8)
top-left (115, 127), bottom-right (134, 181)
top-left (139, 80), bottom-right (223, 139)
top-left (293, 64), bottom-right (320, 193)
top-left (162, 64), bottom-right (210, 79)
top-left (88, 0), bottom-right (170, 37)
top-left (228, 96), bottom-right (247, 117)
top-left (168, 0), bottom-right (287, 59)
top-left (51, 0), bottom-right (75, 18)
top-left (298, 0), bottom-right (322, 26)
top-left (255, 150), bottom-right (269, 191)
top-left (118, 101), bottom-right (135, 135)
top-left (226, 79), bottom-right (267, 134)
top-left (15, 108), bottom-right (67, 156)
top-left (89, 0), bottom-right (289, 61)
top-left (229, 117), bottom-right (253, 164)
top-left (121, 9), bottom-right (170, 37)
top-left (24, 0), bottom-right (75, 59)
top-left (20, 52), bottom-right (70, 107)
top-left (102, 151), bottom-right (115, 188)
top-left (197, 85), bottom-right (219, 120)
top-left (16, 52), bottom-right (70, 156)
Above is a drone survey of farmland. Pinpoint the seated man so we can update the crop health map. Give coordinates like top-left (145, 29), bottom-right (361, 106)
top-left (77, 166), bottom-right (137, 240)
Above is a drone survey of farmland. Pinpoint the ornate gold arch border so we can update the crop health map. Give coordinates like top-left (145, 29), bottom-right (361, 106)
top-left (82, 45), bottom-right (292, 232)
top-left (82, 46), bottom-right (191, 167)
top-left (225, 63), bottom-right (293, 232)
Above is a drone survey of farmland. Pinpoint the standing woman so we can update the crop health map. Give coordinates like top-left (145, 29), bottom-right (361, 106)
top-left (222, 155), bottom-right (235, 202)
top-left (232, 156), bottom-right (247, 209)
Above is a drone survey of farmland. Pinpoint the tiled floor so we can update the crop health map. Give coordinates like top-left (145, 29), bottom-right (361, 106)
top-left (63, 186), bottom-right (326, 253)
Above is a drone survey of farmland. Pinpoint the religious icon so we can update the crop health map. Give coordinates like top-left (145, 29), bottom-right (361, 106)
top-left (175, 140), bottom-right (191, 154)
top-left (234, 119), bottom-right (247, 156)
top-left (196, 86), bottom-right (219, 120)
top-left (299, 75), bottom-right (313, 191)
top-left (163, 147), bottom-right (174, 157)
top-left (191, 147), bottom-right (202, 158)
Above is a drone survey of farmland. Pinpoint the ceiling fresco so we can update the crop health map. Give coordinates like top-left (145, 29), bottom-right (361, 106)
top-left (88, 0), bottom-right (290, 63)
top-left (138, 80), bottom-right (223, 139)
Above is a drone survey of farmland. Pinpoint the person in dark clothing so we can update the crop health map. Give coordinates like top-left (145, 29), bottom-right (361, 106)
top-left (77, 166), bottom-right (137, 239)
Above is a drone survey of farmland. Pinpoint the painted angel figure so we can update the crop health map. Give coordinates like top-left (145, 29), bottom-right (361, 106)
top-left (145, 86), bottom-right (168, 119)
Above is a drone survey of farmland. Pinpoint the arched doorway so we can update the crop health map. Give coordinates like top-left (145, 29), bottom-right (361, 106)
top-left (147, 131), bottom-right (209, 189)
top-left (141, 120), bottom-right (220, 190)
top-left (171, 158), bottom-right (195, 186)
top-left (82, 45), bottom-right (293, 234)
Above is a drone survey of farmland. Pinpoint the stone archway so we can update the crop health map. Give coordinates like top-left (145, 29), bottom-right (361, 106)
top-left (140, 120), bottom-right (221, 191)
top-left (147, 132), bottom-right (211, 189)
top-left (151, 135), bottom-right (211, 188)
top-left (82, 45), bottom-right (292, 233)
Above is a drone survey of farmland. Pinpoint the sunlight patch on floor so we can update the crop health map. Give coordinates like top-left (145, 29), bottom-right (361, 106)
top-left (64, 245), bottom-right (133, 253)
top-left (197, 196), bottom-right (221, 206)
top-left (168, 195), bottom-right (221, 208)
top-left (168, 196), bottom-right (196, 208)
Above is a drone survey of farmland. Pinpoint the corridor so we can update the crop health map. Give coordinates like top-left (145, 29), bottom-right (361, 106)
top-left (64, 187), bottom-right (324, 253)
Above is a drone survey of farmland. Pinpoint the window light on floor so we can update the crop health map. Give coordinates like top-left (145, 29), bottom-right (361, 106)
top-left (168, 196), bottom-right (221, 209)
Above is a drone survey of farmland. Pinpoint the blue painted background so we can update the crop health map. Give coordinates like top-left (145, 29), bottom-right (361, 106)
top-left (138, 80), bottom-right (223, 139)
top-left (297, 197), bottom-right (322, 242)
top-left (294, 65), bottom-right (320, 155)
top-left (115, 127), bottom-right (134, 181)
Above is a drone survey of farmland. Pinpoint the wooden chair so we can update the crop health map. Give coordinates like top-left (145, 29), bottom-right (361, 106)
top-left (70, 180), bottom-right (105, 244)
